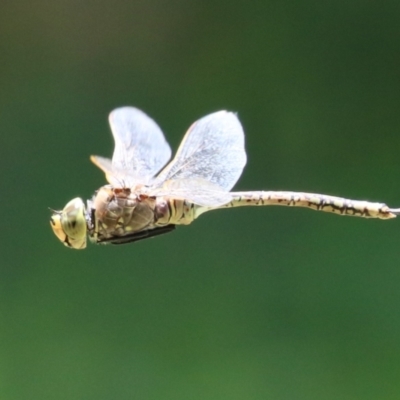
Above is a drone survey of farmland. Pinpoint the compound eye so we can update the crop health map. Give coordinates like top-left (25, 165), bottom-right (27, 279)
top-left (61, 198), bottom-right (87, 239)
top-left (50, 198), bottom-right (87, 249)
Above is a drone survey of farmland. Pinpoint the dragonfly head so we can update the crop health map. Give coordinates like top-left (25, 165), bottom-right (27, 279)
top-left (50, 198), bottom-right (87, 249)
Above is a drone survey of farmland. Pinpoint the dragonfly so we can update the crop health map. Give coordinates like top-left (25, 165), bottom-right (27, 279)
top-left (50, 106), bottom-right (400, 249)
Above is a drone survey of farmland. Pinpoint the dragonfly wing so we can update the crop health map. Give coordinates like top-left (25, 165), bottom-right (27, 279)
top-left (150, 178), bottom-right (232, 207)
top-left (92, 107), bottom-right (172, 186)
top-left (154, 111), bottom-right (246, 191)
top-left (90, 155), bottom-right (114, 184)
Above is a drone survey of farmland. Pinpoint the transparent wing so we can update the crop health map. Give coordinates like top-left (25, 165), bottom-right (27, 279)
top-left (91, 107), bottom-right (172, 187)
top-left (149, 178), bottom-right (233, 207)
top-left (154, 111), bottom-right (247, 202)
top-left (90, 155), bottom-right (115, 184)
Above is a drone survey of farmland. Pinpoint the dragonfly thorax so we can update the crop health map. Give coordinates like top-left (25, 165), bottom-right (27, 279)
top-left (89, 186), bottom-right (158, 243)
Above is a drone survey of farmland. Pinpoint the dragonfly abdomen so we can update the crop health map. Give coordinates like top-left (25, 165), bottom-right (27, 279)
top-left (155, 197), bottom-right (196, 226)
top-left (221, 191), bottom-right (397, 219)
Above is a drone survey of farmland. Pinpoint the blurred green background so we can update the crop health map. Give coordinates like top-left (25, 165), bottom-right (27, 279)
top-left (2, 1), bottom-right (400, 399)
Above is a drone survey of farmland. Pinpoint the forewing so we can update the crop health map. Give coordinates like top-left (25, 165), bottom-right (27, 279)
top-left (154, 111), bottom-right (246, 191)
top-left (92, 107), bottom-right (172, 186)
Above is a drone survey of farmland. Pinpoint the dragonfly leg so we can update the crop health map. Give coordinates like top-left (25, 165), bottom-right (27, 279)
top-left (97, 224), bottom-right (176, 245)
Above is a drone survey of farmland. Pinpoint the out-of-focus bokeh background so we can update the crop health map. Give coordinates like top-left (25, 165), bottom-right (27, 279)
top-left (2, 1), bottom-right (400, 399)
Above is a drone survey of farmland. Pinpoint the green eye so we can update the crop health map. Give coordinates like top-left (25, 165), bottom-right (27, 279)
top-left (50, 198), bottom-right (87, 249)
